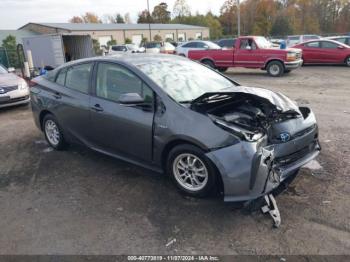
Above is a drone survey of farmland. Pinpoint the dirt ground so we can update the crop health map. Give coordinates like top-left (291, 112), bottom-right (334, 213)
top-left (0, 66), bottom-right (349, 255)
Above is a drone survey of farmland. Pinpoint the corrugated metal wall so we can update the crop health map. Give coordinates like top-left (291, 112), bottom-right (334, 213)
top-left (62, 35), bottom-right (93, 61)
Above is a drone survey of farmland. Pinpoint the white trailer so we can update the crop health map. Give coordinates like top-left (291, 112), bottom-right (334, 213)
top-left (22, 34), bottom-right (93, 69)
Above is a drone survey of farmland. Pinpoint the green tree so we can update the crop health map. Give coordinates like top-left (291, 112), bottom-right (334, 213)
top-left (152, 2), bottom-right (171, 23)
top-left (125, 38), bottom-right (132, 44)
top-left (153, 34), bottom-right (162, 41)
top-left (92, 39), bottom-right (102, 55)
top-left (2, 35), bottom-right (18, 67)
top-left (137, 10), bottom-right (153, 23)
top-left (271, 15), bottom-right (293, 36)
top-left (173, 0), bottom-right (191, 22)
top-left (106, 38), bottom-right (117, 47)
top-left (205, 12), bottom-right (223, 40)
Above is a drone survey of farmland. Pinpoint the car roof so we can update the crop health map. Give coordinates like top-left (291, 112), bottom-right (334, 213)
top-left (53, 54), bottom-right (188, 71)
top-left (298, 39), bottom-right (349, 46)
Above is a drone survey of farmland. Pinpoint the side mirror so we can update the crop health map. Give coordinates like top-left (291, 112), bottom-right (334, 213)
top-left (8, 67), bottom-right (15, 73)
top-left (338, 45), bottom-right (345, 49)
top-left (119, 93), bottom-right (144, 105)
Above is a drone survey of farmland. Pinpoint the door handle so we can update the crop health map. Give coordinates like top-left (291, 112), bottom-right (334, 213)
top-left (91, 104), bottom-right (104, 112)
top-left (53, 92), bottom-right (61, 99)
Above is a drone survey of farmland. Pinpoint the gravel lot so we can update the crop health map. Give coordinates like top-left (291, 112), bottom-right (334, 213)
top-left (0, 66), bottom-right (349, 255)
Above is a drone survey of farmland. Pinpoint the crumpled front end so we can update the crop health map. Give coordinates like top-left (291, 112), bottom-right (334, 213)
top-left (206, 108), bottom-right (320, 202)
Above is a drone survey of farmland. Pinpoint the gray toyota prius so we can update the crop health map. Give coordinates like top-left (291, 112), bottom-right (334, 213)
top-left (30, 54), bottom-right (320, 202)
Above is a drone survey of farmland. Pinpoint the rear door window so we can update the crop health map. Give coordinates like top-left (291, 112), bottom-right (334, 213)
top-left (182, 42), bottom-right (197, 48)
top-left (321, 41), bottom-right (338, 49)
top-left (65, 63), bottom-right (93, 94)
top-left (305, 41), bottom-right (320, 48)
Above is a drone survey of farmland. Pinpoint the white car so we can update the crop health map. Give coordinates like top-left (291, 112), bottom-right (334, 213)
top-left (0, 64), bottom-right (30, 108)
top-left (108, 44), bottom-right (143, 55)
top-left (286, 35), bottom-right (321, 47)
top-left (175, 41), bottom-right (221, 57)
top-left (160, 42), bottom-right (176, 54)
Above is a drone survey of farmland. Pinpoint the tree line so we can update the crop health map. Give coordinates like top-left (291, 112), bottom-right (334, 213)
top-left (69, 0), bottom-right (350, 39)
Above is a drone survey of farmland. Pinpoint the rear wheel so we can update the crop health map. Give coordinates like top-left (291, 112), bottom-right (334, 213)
top-left (267, 61), bottom-right (284, 77)
top-left (345, 56), bottom-right (350, 67)
top-left (201, 59), bottom-right (215, 69)
top-left (43, 114), bottom-right (67, 150)
top-left (166, 144), bottom-right (218, 197)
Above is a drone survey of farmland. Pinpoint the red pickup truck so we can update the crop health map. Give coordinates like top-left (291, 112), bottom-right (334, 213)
top-left (188, 36), bottom-right (303, 77)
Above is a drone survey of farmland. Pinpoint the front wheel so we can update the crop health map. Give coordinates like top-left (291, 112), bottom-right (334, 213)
top-left (167, 144), bottom-right (218, 197)
top-left (201, 59), bottom-right (215, 69)
top-left (218, 67), bottom-right (228, 73)
top-left (267, 61), bottom-right (284, 77)
top-left (345, 56), bottom-right (350, 67)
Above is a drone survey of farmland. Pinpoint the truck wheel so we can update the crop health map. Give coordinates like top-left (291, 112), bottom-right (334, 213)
top-left (202, 59), bottom-right (215, 69)
top-left (345, 56), bottom-right (350, 67)
top-left (166, 144), bottom-right (218, 198)
top-left (218, 67), bottom-right (228, 73)
top-left (267, 61), bottom-right (284, 77)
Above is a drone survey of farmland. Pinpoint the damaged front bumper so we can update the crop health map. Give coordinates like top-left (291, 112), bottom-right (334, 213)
top-left (206, 110), bottom-right (320, 202)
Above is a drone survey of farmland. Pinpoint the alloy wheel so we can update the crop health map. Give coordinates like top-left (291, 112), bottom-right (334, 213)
top-left (45, 119), bottom-right (60, 146)
top-left (173, 153), bottom-right (208, 192)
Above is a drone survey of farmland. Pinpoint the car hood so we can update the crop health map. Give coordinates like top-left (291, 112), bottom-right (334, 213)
top-left (191, 85), bottom-right (300, 113)
top-left (0, 73), bottom-right (21, 87)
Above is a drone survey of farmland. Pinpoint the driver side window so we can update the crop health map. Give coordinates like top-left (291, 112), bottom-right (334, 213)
top-left (95, 63), bottom-right (153, 104)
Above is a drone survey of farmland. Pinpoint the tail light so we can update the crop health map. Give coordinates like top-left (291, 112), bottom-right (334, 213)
top-left (28, 79), bottom-right (37, 87)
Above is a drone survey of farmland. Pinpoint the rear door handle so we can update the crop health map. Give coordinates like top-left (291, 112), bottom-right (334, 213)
top-left (53, 92), bottom-right (61, 99)
top-left (91, 104), bottom-right (104, 112)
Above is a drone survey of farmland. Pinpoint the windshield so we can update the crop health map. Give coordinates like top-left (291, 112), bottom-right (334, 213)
top-left (136, 59), bottom-right (236, 102)
top-left (254, 37), bottom-right (272, 49)
top-left (0, 65), bottom-right (7, 74)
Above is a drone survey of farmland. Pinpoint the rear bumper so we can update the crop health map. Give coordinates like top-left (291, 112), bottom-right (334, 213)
top-left (284, 59), bottom-right (303, 70)
top-left (206, 110), bottom-right (320, 202)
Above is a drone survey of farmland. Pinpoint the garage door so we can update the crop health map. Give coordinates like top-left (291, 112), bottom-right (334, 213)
top-left (132, 35), bottom-right (143, 46)
top-left (98, 36), bottom-right (112, 47)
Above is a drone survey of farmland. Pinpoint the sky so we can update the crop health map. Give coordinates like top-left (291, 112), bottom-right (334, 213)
top-left (0, 0), bottom-right (227, 29)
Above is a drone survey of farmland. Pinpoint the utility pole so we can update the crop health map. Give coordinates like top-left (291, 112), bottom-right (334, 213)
top-left (147, 0), bottom-right (151, 41)
top-left (237, 0), bottom-right (241, 37)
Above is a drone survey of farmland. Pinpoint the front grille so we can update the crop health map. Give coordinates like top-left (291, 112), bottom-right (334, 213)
top-left (0, 85), bottom-right (18, 93)
top-left (275, 141), bottom-right (317, 166)
top-left (274, 124), bottom-right (316, 143)
top-left (0, 95), bottom-right (29, 105)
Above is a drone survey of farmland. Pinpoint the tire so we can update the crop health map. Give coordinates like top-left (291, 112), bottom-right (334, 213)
top-left (202, 59), bottom-right (215, 69)
top-left (345, 56), bottom-right (350, 67)
top-left (179, 53), bottom-right (186, 57)
top-left (218, 67), bottom-right (228, 73)
top-left (43, 114), bottom-right (67, 150)
top-left (166, 144), bottom-right (218, 197)
top-left (267, 61), bottom-right (284, 77)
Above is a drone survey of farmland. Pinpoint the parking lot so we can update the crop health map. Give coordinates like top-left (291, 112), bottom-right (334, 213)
top-left (0, 65), bottom-right (349, 255)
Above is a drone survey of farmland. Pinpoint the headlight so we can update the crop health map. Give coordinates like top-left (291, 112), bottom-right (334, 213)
top-left (18, 80), bottom-right (28, 90)
top-left (214, 119), bottom-right (264, 142)
top-left (286, 52), bottom-right (296, 61)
